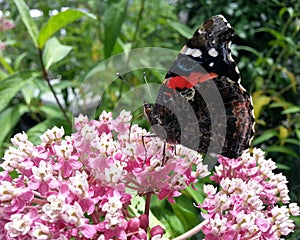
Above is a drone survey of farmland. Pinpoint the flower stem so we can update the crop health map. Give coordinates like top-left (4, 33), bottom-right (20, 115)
top-left (144, 192), bottom-right (152, 216)
top-left (38, 48), bottom-right (71, 125)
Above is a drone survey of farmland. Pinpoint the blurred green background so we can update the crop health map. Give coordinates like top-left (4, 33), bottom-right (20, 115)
top-left (0, 0), bottom-right (299, 238)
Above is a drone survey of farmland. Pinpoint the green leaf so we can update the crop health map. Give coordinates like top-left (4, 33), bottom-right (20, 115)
top-left (265, 145), bottom-right (298, 158)
top-left (0, 56), bottom-right (14, 75)
top-left (281, 106), bottom-right (300, 114)
top-left (14, 0), bottom-right (39, 47)
top-left (285, 138), bottom-right (300, 146)
top-left (293, 216), bottom-right (300, 228)
top-left (52, 80), bottom-right (78, 90)
top-left (0, 69), bottom-right (8, 80)
top-left (276, 163), bottom-right (291, 170)
top-left (42, 37), bottom-right (72, 70)
top-left (170, 196), bottom-right (200, 231)
top-left (38, 9), bottom-right (96, 49)
top-left (278, 66), bottom-right (297, 92)
top-left (279, 7), bottom-right (294, 18)
top-left (151, 197), bottom-right (182, 236)
top-left (296, 130), bottom-right (300, 142)
top-left (252, 91), bottom-right (271, 119)
top-left (167, 21), bottom-right (194, 39)
top-left (184, 181), bottom-right (205, 204)
top-left (21, 83), bottom-right (36, 105)
top-left (235, 46), bottom-right (263, 58)
top-left (252, 129), bottom-right (278, 146)
top-left (14, 53), bottom-right (27, 71)
top-left (40, 105), bottom-right (65, 119)
top-left (255, 27), bottom-right (284, 41)
top-left (278, 125), bottom-right (289, 145)
top-left (269, 101), bottom-right (293, 109)
top-left (0, 72), bottom-right (39, 113)
top-left (104, 0), bottom-right (129, 58)
top-left (0, 104), bottom-right (28, 150)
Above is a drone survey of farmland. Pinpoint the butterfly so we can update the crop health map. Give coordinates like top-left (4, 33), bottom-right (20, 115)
top-left (144, 15), bottom-right (255, 158)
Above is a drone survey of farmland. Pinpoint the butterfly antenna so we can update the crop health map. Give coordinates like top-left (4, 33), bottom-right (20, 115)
top-left (143, 72), bottom-right (154, 101)
top-left (116, 72), bottom-right (135, 91)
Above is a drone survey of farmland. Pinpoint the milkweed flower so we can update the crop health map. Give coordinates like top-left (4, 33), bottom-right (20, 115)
top-left (198, 148), bottom-right (300, 239)
top-left (0, 110), bottom-right (209, 239)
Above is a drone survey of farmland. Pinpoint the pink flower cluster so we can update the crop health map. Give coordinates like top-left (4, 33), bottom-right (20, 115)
top-left (199, 148), bottom-right (300, 240)
top-left (0, 110), bottom-right (209, 239)
top-left (0, 17), bottom-right (14, 31)
top-left (0, 17), bottom-right (15, 50)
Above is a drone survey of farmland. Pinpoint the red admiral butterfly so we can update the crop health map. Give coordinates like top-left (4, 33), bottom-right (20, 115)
top-left (144, 15), bottom-right (255, 158)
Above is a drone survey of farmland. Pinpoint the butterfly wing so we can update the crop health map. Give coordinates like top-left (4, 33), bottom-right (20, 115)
top-left (144, 15), bottom-right (255, 158)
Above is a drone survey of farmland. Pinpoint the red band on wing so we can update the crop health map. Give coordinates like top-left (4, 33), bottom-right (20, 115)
top-left (166, 72), bottom-right (217, 89)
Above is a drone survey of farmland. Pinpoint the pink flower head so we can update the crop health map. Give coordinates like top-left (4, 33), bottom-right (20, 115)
top-left (199, 148), bottom-right (299, 239)
top-left (0, 110), bottom-right (225, 239)
top-left (0, 18), bottom-right (14, 31)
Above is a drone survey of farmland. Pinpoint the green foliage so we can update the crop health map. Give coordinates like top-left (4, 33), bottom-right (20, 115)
top-left (38, 9), bottom-right (96, 49)
top-left (1, 0), bottom-right (300, 238)
top-left (104, 0), bottom-right (129, 58)
top-left (0, 0), bottom-right (97, 152)
top-left (13, 0), bottom-right (39, 46)
top-left (42, 37), bottom-right (73, 70)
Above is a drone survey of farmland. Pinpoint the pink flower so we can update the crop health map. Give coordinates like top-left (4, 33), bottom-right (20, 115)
top-left (150, 225), bottom-right (165, 238)
top-left (30, 222), bottom-right (51, 239)
top-left (289, 203), bottom-right (300, 216)
top-left (0, 178), bottom-right (34, 217)
top-left (5, 110), bottom-right (296, 239)
top-left (40, 126), bottom-right (65, 146)
top-left (5, 209), bottom-right (37, 238)
top-left (0, 42), bottom-right (6, 50)
top-left (199, 148), bottom-right (299, 239)
top-left (0, 18), bottom-right (14, 31)
top-left (158, 188), bottom-right (182, 203)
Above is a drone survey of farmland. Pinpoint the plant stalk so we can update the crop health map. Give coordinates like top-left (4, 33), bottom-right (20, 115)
top-left (38, 48), bottom-right (71, 125)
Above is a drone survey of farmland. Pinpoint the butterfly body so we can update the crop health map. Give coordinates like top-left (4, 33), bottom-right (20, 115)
top-left (144, 15), bottom-right (255, 158)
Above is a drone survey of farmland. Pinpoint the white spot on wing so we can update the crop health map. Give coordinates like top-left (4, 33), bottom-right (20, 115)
top-left (182, 47), bottom-right (202, 58)
top-left (209, 62), bottom-right (214, 67)
top-left (208, 48), bottom-right (218, 57)
top-left (191, 49), bottom-right (202, 57)
top-left (198, 29), bottom-right (204, 34)
top-left (185, 48), bottom-right (194, 55)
